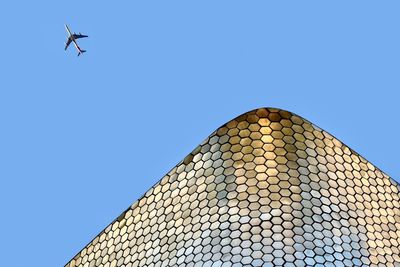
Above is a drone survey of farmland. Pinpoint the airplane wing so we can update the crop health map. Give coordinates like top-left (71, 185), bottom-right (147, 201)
top-left (73, 33), bottom-right (88, 39)
top-left (65, 37), bottom-right (72, 50)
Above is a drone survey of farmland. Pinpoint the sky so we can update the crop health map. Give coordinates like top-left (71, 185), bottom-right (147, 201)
top-left (0, 1), bottom-right (399, 266)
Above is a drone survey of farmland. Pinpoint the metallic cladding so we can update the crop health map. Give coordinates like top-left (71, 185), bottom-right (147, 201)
top-left (66, 108), bottom-right (400, 267)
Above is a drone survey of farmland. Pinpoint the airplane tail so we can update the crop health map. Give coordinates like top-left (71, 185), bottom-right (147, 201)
top-left (78, 50), bottom-right (87, 57)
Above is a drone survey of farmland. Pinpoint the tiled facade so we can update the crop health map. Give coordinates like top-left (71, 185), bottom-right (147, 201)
top-left (66, 108), bottom-right (400, 267)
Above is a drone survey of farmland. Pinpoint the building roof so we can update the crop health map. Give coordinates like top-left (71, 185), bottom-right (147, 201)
top-left (66, 107), bottom-right (400, 267)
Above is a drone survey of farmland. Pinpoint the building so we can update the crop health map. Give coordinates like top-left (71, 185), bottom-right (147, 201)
top-left (66, 108), bottom-right (400, 267)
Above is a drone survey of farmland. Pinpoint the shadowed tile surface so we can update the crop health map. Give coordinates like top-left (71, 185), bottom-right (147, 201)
top-left (66, 108), bottom-right (400, 267)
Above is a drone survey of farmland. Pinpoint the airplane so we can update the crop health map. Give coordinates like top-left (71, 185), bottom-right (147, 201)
top-left (64, 24), bottom-right (88, 56)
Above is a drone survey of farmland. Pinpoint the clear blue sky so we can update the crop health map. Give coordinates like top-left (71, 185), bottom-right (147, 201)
top-left (0, 1), bottom-right (399, 266)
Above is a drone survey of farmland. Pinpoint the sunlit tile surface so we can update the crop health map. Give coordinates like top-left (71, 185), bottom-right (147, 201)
top-left (66, 108), bottom-right (400, 267)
